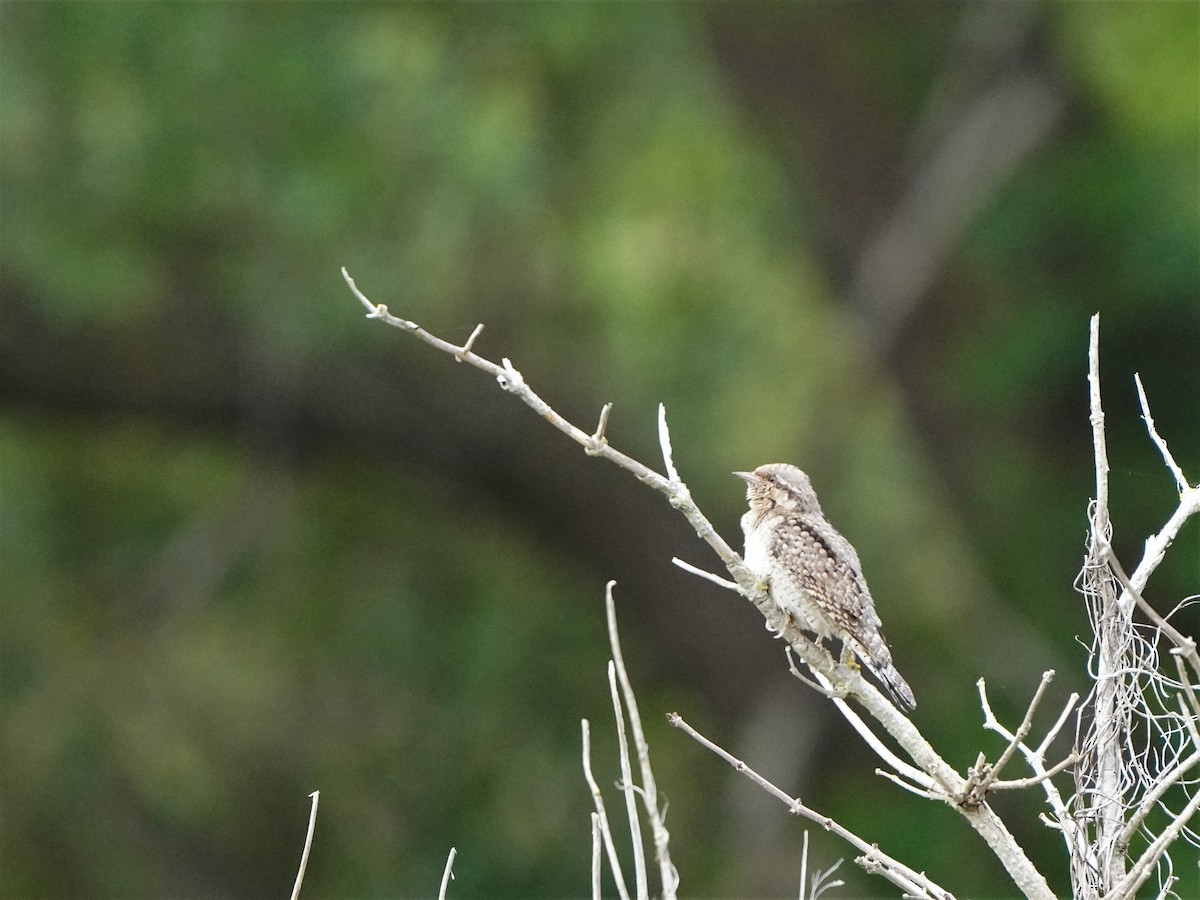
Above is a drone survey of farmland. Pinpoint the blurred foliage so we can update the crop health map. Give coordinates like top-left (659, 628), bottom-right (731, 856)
top-left (2, 3), bottom-right (1197, 898)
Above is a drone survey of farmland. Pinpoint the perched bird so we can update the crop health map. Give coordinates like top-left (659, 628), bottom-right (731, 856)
top-left (735, 463), bottom-right (916, 710)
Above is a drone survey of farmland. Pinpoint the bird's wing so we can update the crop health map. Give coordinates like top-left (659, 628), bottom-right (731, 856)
top-left (778, 514), bottom-right (881, 632)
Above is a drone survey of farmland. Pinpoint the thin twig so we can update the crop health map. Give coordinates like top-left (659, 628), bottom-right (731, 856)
top-left (977, 677), bottom-right (1076, 833)
top-left (1104, 539), bottom-right (1200, 678)
top-left (581, 719), bottom-right (632, 900)
top-left (591, 814), bottom-right (602, 900)
top-left (671, 557), bottom-right (739, 591)
top-left (1173, 656), bottom-right (1200, 744)
top-left (454, 324), bottom-right (485, 362)
top-left (1036, 691), bottom-right (1080, 759)
top-left (971, 672), bottom-right (1056, 799)
top-left (608, 662), bottom-right (648, 900)
top-left (808, 852), bottom-right (845, 900)
top-left (1115, 748), bottom-right (1200, 856)
top-left (1134, 373), bottom-right (1188, 493)
top-left (606, 582), bottom-right (679, 899)
top-left (791, 655), bottom-right (938, 792)
top-left (875, 767), bottom-right (940, 799)
top-left (991, 671), bottom-right (1055, 779)
top-left (437, 847), bottom-right (457, 900)
top-left (668, 713), bottom-right (955, 900)
top-left (588, 403), bottom-right (614, 455)
top-left (799, 830), bottom-right (809, 900)
top-left (798, 831), bottom-right (845, 900)
top-left (1110, 786), bottom-right (1200, 900)
top-left (784, 647), bottom-right (840, 699)
top-left (289, 790), bottom-right (319, 900)
top-left (988, 752), bottom-right (1079, 790)
top-left (1125, 486), bottom-right (1200, 595)
top-left (658, 403), bottom-right (681, 483)
top-left (831, 693), bottom-right (939, 792)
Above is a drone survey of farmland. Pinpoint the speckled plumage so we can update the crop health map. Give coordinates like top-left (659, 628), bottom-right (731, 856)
top-left (737, 463), bottom-right (916, 710)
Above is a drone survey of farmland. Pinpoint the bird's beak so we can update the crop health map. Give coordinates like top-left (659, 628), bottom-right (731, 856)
top-left (732, 471), bottom-right (755, 483)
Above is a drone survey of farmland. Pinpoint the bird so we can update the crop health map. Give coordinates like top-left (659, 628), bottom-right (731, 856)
top-left (735, 463), bottom-right (916, 710)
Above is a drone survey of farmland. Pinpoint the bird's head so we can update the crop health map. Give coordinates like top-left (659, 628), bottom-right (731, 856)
top-left (733, 464), bottom-right (823, 517)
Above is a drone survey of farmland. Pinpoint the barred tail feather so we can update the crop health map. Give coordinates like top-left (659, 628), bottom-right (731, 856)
top-left (853, 638), bottom-right (917, 710)
top-left (874, 662), bottom-right (917, 711)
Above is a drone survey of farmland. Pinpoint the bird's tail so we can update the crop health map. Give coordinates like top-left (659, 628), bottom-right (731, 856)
top-left (873, 661), bottom-right (917, 711)
top-left (852, 638), bottom-right (917, 710)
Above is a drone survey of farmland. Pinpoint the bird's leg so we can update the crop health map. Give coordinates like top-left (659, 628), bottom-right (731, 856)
top-left (768, 607), bottom-right (795, 640)
top-left (839, 642), bottom-right (861, 672)
top-left (750, 576), bottom-right (793, 640)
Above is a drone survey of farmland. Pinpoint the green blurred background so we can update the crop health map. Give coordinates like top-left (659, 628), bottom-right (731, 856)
top-left (2, 3), bottom-right (1197, 897)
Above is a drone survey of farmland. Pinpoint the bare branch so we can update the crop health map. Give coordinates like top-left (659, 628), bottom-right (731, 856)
top-left (1088, 314), bottom-right (1110, 513)
top-left (1076, 312), bottom-right (1128, 892)
top-left (671, 557), bottom-right (739, 591)
top-left (1111, 786), bottom-right (1200, 900)
top-left (288, 790), bottom-right (320, 900)
top-left (606, 583), bottom-right (679, 899)
top-left (1173, 656), bottom-right (1200, 743)
top-left (1104, 540), bottom-right (1200, 696)
top-left (1134, 373), bottom-right (1189, 493)
top-left (581, 719), bottom-right (632, 900)
top-left (989, 752), bottom-right (1079, 791)
top-left (1037, 691), bottom-right (1080, 759)
top-left (969, 672), bottom-right (1058, 800)
top-left (346, 270), bottom-right (1055, 899)
top-left (784, 646), bottom-right (841, 699)
top-left (1113, 482), bottom-right (1200, 619)
top-left (437, 847), bottom-right (457, 900)
top-left (608, 662), bottom-right (648, 900)
top-left (341, 268), bottom-right (750, 585)
top-left (590, 815), bottom-right (602, 900)
top-left (1103, 536), bottom-right (1200, 678)
top-left (1116, 749), bottom-right (1200, 852)
top-left (348, 276), bottom-right (1200, 898)
top-left (992, 671), bottom-right (1055, 777)
top-left (799, 831), bottom-right (810, 900)
top-left (667, 713), bottom-right (955, 900)
top-left (829, 691), bottom-right (938, 792)
top-left (875, 767), bottom-right (940, 800)
top-left (799, 831), bottom-right (845, 900)
top-left (1070, 315), bottom-right (1200, 897)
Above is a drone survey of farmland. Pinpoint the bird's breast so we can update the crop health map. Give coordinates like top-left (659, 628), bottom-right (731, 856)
top-left (741, 511), bottom-right (773, 576)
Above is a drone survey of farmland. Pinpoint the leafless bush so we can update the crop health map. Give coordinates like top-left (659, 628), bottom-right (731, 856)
top-left (342, 270), bottom-right (1198, 898)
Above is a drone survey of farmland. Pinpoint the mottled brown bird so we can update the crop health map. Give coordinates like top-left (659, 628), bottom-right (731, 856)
top-left (736, 463), bottom-right (916, 710)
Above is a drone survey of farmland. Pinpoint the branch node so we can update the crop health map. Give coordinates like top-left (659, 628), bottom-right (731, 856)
top-left (657, 403), bottom-right (681, 483)
top-left (586, 403), bottom-right (614, 456)
top-left (497, 358), bottom-right (525, 392)
top-left (454, 324), bottom-right (485, 362)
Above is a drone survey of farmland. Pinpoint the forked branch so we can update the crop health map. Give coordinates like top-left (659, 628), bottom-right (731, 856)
top-left (344, 269), bottom-right (1057, 899)
top-left (1070, 313), bottom-right (1200, 899)
top-left (667, 713), bottom-right (954, 900)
